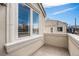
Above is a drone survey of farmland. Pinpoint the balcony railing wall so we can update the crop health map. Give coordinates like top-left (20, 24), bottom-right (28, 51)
top-left (4, 33), bottom-right (79, 56)
top-left (44, 33), bottom-right (68, 49)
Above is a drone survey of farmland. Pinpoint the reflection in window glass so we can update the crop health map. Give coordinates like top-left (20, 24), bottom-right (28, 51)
top-left (33, 11), bottom-right (39, 34)
top-left (18, 4), bottom-right (30, 37)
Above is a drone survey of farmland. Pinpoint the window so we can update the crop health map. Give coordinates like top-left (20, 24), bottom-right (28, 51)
top-left (57, 27), bottom-right (63, 32)
top-left (18, 4), bottom-right (30, 37)
top-left (51, 27), bottom-right (53, 32)
top-left (33, 11), bottom-right (39, 34)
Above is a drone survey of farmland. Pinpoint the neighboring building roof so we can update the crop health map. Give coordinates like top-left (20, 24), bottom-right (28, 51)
top-left (46, 19), bottom-right (68, 26)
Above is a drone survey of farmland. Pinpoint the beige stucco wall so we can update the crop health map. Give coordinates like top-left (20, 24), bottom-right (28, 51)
top-left (45, 20), bottom-right (67, 33)
top-left (0, 5), bottom-right (6, 55)
top-left (68, 34), bottom-right (79, 56)
top-left (44, 33), bottom-right (68, 48)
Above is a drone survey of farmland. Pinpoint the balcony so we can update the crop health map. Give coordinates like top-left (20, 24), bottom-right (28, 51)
top-left (5, 33), bottom-right (79, 56)
top-left (31, 33), bottom-right (79, 56)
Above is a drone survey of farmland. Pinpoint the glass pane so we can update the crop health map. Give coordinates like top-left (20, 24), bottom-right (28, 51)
top-left (57, 27), bottom-right (63, 31)
top-left (51, 28), bottom-right (53, 32)
top-left (18, 4), bottom-right (30, 37)
top-left (33, 11), bottom-right (39, 34)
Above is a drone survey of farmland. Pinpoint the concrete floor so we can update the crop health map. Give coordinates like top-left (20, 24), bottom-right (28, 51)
top-left (32, 45), bottom-right (70, 56)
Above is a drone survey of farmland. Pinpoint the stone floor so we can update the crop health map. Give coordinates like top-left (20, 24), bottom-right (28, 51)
top-left (32, 45), bottom-right (70, 56)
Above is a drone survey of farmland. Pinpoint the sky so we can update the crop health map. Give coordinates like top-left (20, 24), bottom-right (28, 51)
top-left (43, 3), bottom-right (79, 26)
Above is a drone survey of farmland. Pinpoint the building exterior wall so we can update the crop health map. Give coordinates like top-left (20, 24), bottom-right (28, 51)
top-left (0, 5), bottom-right (6, 55)
top-left (45, 20), bottom-right (67, 33)
top-left (0, 3), bottom-right (46, 56)
top-left (5, 3), bottom-right (46, 43)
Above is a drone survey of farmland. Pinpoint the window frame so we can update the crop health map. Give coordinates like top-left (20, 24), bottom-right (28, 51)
top-left (18, 3), bottom-right (40, 38)
top-left (32, 10), bottom-right (40, 35)
top-left (18, 4), bottom-right (31, 37)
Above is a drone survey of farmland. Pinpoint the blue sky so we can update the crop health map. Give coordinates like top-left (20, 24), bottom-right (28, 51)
top-left (44, 3), bottom-right (79, 26)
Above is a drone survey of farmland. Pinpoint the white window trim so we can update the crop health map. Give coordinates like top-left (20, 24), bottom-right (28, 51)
top-left (6, 3), bottom-right (41, 43)
top-left (18, 3), bottom-right (40, 38)
top-left (6, 4), bottom-right (18, 43)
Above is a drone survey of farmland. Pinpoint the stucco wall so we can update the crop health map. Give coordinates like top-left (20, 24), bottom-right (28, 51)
top-left (44, 33), bottom-right (68, 48)
top-left (0, 5), bottom-right (6, 56)
top-left (5, 36), bottom-right (44, 56)
top-left (68, 34), bottom-right (79, 56)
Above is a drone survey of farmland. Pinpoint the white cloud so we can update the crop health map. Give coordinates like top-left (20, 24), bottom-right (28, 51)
top-left (52, 6), bottom-right (78, 15)
top-left (1, 0), bottom-right (79, 3)
top-left (42, 0), bottom-right (79, 8)
top-left (43, 3), bottom-right (66, 8)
